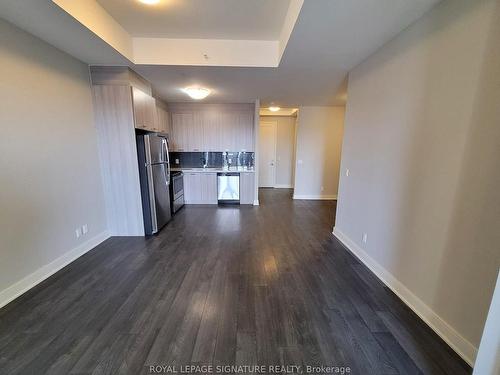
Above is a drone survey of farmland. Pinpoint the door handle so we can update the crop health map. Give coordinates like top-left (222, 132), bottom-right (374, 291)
top-left (162, 138), bottom-right (171, 177)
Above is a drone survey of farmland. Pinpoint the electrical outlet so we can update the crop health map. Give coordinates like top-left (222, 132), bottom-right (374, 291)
top-left (82, 224), bottom-right (88, 235)
top-left (75, 228), bottom-right (82, 238)
top-left (346, 168), bottom-right (350, 177)
top-left (175, 159), bottom-right (179, 164)
top-left (297, 159), bottom-right (303, 165)
top-left (362, 233), bottom-right (368, 244)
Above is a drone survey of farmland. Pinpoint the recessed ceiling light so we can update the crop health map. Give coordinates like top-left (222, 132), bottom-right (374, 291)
top-left (138, 0), bottom-right (160, 5)
top-left (269, 106), bottom-right (280, 112)
top-left (182, 87), bottom-right (211, 100)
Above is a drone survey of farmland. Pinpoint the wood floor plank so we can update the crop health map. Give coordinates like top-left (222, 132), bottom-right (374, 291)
top-left (0, 189), bottom-right (471, 375)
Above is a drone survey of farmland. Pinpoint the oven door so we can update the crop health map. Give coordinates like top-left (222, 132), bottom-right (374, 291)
top-left (172, 172), bottom-right (184, 201)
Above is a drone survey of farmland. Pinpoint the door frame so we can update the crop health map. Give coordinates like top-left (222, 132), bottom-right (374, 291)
top-left (258, 120), bottom-right (278, 187)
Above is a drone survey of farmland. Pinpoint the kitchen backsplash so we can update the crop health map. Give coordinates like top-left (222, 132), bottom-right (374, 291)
top-left (169, 152), bottom-right (254, 168)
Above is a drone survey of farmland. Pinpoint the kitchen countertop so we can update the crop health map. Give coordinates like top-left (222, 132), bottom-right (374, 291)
top-left (171, 167), bottom-right (255, 173)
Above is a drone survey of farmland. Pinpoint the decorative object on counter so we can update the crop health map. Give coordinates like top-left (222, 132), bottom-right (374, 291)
top-left (169, 151), bottom-right (254, 169)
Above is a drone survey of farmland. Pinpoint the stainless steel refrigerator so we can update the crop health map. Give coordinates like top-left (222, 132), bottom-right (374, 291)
top-left (136, 133), bottom-right (171, 235)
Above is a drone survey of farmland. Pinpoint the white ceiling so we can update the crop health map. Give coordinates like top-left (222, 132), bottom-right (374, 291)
top-left (0, 0), bottom-right (441, 107)
top-left (133, 0), bottom-right (441, 106)
top-left (96, 0), bottom-right (291, 40)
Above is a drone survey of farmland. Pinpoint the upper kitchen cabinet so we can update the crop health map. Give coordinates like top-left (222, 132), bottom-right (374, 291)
top-left (169, 103), bottom-right (254, 152)
top-left (238, 112), bottom-right (254, 152)
top-left (189, 112), bottom-right (204, 151)
top-left (90, 66), bottom-right (159, 132)
top-left (171, 112), bottom-right (204, 151)
top-left (222, 112), bottom-right (254, 151)
top-left (155, 100), bottom-right (170, 135)
top-left (220, 112), bottom-right (238, 151)
top-left (132, 87), bottom-right (157, 132)
top-left (171, 113), bottom-right (193, 151)
top-left (201, 110), bottom-right (221, 151)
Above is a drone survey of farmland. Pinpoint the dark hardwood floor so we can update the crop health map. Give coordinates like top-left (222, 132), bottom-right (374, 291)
top-left (0, 189), bottom-right (471, 374)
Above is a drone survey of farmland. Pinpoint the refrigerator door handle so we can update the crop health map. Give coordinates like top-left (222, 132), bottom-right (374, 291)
top-left (146, 164), bottom-right (158, 233)
top-left (163, 138), bottom-right (171, 177)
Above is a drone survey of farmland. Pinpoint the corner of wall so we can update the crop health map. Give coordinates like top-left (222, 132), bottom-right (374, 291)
top-left (0, 230), bottom-right (110, 309)
top-left (332, 227), bottom-right (478, 366)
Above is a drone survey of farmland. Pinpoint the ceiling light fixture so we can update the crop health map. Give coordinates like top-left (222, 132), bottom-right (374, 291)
top-left (269, 106), bottom-right (280, 112)
top-left (138, 0), bottom-right (160, 5)
top-left (182, 87), bottom-right (211, 100)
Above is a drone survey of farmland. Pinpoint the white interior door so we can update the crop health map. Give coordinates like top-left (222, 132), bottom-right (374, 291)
top-left (259, 121), bottom-right (277, 187)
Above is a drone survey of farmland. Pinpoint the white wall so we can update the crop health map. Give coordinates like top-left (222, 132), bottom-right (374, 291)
top-left (0, 19), bottom-right (108, 306)
top-left (293, 106), bottom-right (344, 199)
top-left (335, 0), bottom-right (500, 365)
top-left (260, 115), bottom-right (296, 188)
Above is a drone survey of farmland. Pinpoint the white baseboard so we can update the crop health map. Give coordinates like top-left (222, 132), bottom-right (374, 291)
top-left (293, 194), bottom-right (337, 200)
top-left (0, 230), bottom-right (110, 309)
top-left (274, 184), bottom-right (293, 189)
top-left (332, 227), bottom-right (477, 366)
top-left (253, 199), bottom-right (260, 206)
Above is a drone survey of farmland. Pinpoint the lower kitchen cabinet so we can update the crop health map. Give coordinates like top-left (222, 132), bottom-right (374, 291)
top-left (200, 173), bottom-right (217, 204)
top-left (240, 172), bottom-right (255, 205)
top-left (183, 172), bottom-right (217, 204)
top-left (183, 171), bottom-right (255, 205)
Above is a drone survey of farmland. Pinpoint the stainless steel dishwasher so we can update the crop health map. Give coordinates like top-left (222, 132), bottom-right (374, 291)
top-left (217, 172), bottom-right (240, 204)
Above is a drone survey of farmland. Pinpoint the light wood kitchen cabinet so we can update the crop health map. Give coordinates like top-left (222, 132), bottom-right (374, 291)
top-left (238, 113), bottom-right (254, 152)
top-left (220, 112), bottom-right (238, 151)
top-left (183, 172), bottom-right (217, 204)
top-left (90, 66), bottom-right (168, 236)
top-left (156, 104), bottom-right (170, 134)
top-left (188, 113), bottom-right (204, 151)
top-left (240, 172), bottom-right (255, 204)
top-left (183, 172), bottom-right (198, 203)
top-left (184, 171), bottom-right (254, 205)
top-left (171, 113), bottom-right (193, 151)
top-left (91, 84), bottom-right (145, 235)
top-left (169, 103), bottom-right (254, 152)
top-left (200, 173), bottom-right (217, 203)
top-left (171, 113), bottom-right (204, 151)
top-left (132, 87), bottom-right (157, 132)
top-left (202, 111), bottom-right (221, 151)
